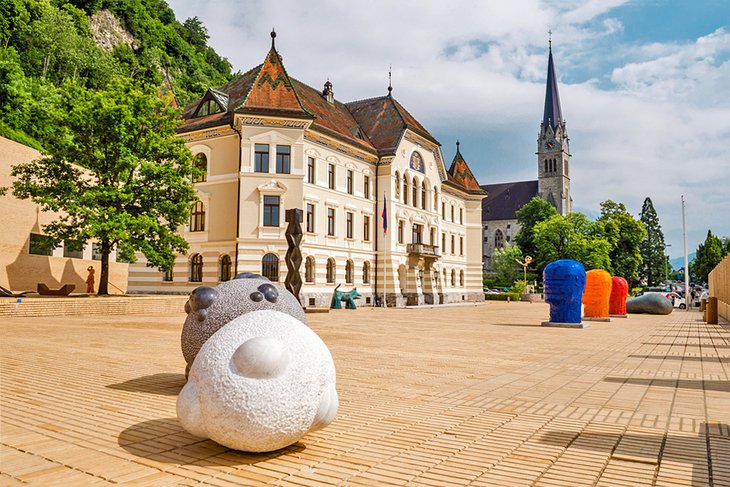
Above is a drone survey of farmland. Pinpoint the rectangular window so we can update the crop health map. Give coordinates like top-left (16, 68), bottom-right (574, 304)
top-left (276, 145), bottom-right (290, 174)
top-left (398, 221), bottom-right (404, 244)
top-left (451, 205), bottom-right (455, 222)
top-left (363, 215), bottom-right (370, 242)
top-left (346, 211), bottom-right (353, 239)
top-left (327, 208), bottom-right (335, 236)
top-left (263, 196), bottom-right (280, 227)
top-left (190, 201), bottom-right (205, 232)
top-left (328, 164), bottom-right (335, 189)
top-left (430, 228), bottom-right (435, 245)
top-left (306, 203), bottom-right (314, 233)
top-left (29, 233), bottom-right (54, 256)
top-left (254, 144), bottom-right (269, 173)
top-left (347, 169), bottom-right (353, 195)
top-left (451, 235), bottom-right (455, 254)
top-left (460, 208), bottom-right (463, 225)
top-left (307, 157), bottom-right (315, 184)
top-left (412, 224), bottom-right (422, 244)
top-left (63, 241), bottom-right (83, 259)
top-left (364, 175), bottom-right (370, 199)
top-left (442, 202), bottom-right (446, 219)
top-left (163, 268), bottom-right (173, 282)
top-left (460, 237), bottom-right (464, 256)
top-left (442, 233), bottom-right (446, 252)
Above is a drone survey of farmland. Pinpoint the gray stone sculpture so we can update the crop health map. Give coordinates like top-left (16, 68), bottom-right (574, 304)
top-left (181, 273), bottom-right (306, 376)
top-left (626, 293), bottom-right (673, 315)
top-left (177, 309), bottom-right (338, 452)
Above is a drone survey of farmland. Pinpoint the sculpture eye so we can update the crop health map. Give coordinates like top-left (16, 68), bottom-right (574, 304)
top-left (257, 283), bottom-right (278, 303)
top-left (250, 291), bottom-right (264, 302)
top-left (190, 286), bottom-right (219, 312)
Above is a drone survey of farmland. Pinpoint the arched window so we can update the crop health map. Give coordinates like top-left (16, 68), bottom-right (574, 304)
top-left (394, 171), bottom-right (400, 199)
top-left (305, 256), bottom-right (315, 283)
top-left (433, 186), bottom-right (438, 211)
top-left (190, 201), bottom-right (205, 232)
top-left (192, 153), bottom-right (207, 182)
top-left (422, 184), bottom-right (427, 210)
top-left (459, 269), bottom-right (464, 287)
top-left (262, 253), bottom-right (279, 282)
top-left (450, 269), bottom-right (456, 287)
top-left (219, 254), bottom-right (231, 281)
top-left (345, 260), bottom-right (354, 284)
top-left (403, 176), bottom-right (409, 205)
top-left (326, 258), bottom-right (336, 284)
top-left (189, 253), bottom-right (203, 282)
top-left (495, 229), bottom-right (504, 249)
top-left (412, 179), bottom-right (419, 208)
top-left (363, 261), bottom-right (370, 284)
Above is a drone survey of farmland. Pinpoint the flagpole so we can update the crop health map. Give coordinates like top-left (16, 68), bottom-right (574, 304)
top-left (682, 195), bottom-right (689, 310)
top-left (383, 191), bottom-right (388, 308)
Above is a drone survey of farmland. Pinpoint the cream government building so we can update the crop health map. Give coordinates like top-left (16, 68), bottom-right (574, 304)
top-left (128, 32), bottom-right (486, 306)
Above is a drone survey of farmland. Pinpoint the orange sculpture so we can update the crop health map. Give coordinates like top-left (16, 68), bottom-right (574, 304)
top-left (609, 276), bottom-right (629, 316)
top-left (582, 269), bottom-right (612, 319)
top-left (86, 266), bottom-right (95, 294)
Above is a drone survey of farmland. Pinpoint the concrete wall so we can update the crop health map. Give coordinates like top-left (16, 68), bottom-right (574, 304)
top-left (0, 137), bottom-right (128, 294)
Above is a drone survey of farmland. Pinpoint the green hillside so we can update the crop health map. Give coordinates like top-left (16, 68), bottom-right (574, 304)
top-left (0, 0), bottom-right (233, 150)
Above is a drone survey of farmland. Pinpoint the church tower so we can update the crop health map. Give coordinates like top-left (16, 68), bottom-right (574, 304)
top-left (537, 39), bottom-right (571, 215)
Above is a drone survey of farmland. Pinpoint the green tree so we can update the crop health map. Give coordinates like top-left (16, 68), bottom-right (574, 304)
top-left (490, 245), bottom-right (524, 286)
top-left (533, 213), bottom-right (611, 271)
top-left (598, 200), bottom-right (647, 286)
top-left (515, 196), bottom-right (558, 270)
top-left (639, 197), bottom-right (666, 286)
top-left (693, 230), bottom-right (726, 283)
top-left (9, 79), bottom-right (198, 294)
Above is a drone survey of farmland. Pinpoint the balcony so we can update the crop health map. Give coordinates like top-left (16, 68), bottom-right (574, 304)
top-left (407, 243), bottom-right (440, 258)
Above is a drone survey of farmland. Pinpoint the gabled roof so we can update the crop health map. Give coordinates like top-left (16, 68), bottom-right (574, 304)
top-left (542, 46), bottom-right (563, 133)
top-left (346, 95), bottom-right (439, 156)
top-left (446, 143), bottom-right (485, 194)
top-left (481, 180), bottom-right (538, 221)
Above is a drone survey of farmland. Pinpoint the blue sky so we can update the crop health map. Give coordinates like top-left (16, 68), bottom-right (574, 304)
top-left (168, 0), bottom-right (730, 259)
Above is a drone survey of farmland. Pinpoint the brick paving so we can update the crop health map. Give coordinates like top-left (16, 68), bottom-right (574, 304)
top-left (1, 302), bottom-right (728, 486)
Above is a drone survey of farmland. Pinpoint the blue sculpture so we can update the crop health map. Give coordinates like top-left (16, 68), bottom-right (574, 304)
top-left (330, 284), bottom-right (361, 309)
top-left (543, 259), bottom-right (586, 326)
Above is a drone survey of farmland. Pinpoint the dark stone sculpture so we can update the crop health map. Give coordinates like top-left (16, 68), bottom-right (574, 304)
top-left (542, 259), bottom-right (587, 327)
top-left (284, 208), bottom-right (303, 304)
top-left (626, 293), bottom-right (673, 315)
top-left (181, 273), bottom-right (307, 376)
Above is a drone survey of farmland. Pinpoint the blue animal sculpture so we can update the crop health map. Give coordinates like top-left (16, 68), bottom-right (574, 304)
top-left (330, 284), bottom-right (361, 309)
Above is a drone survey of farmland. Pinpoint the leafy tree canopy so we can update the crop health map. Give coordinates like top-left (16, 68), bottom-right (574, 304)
top-left (490, 244), bottom-right (524, 287)
top-left (9, 78), bottom-right (198, 294)
top-left (598, 200), bottom-right (647, 286)
top-left (533, 213), bottom-right (611, 271)
top-left (692, 230), bottom-right (727, 283)
top-left (514, 196), bottom-right (558, 270)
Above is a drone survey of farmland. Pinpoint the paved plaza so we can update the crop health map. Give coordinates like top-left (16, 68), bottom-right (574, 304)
top-left (1, 302), bottom-right (728, 486)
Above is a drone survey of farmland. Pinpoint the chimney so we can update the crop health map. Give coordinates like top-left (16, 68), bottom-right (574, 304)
top-left (322, 79), bottom-right (334, 104)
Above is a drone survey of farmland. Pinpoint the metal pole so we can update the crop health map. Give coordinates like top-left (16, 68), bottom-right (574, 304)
top-left (383, 191), bottom-right (388, 308)
top-left (682, 195), bottom-right (689, 310)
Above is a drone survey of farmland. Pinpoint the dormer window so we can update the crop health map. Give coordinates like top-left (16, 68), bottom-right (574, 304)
top-left (194, 99), bottom-right (222, 117)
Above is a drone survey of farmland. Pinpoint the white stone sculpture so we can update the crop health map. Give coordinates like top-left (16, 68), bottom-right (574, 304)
top-left (176, 309), bottom-right (338, 452)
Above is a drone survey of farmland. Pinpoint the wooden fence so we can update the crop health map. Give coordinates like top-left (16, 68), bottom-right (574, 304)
top-left (709, 254), bottom-right (730, 323)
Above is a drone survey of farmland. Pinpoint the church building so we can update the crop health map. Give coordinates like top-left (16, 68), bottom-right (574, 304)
top-left (481, 42), bottom-right (572, 270)
top-left (128, 32), bottom-right (486, 306)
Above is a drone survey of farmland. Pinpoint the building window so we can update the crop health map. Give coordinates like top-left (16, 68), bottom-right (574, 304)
top-left (63, 241), bottom-right (83, 259)
top-left (254, 144), bottom-right (269, 173)
top-left (347, 169), bottom-right (353, 195)
top-left (307, 157), bottom-right (315, 184)
top-left (398, 220), bottom-right (404, 244)
top-left (412, 224), bottom-right (422, 244)
top-left (364, 175), bottom-right (370, 199)
top-left (263, 196), bottom-right (280, 227)
top-left (162, 268), bottom-right (173, 282)
top-left (442, 233), bottom-right (446, 252)
top-left (460, 236), bottom-right (464, 256)
top-left (305, 256), bottom-right (315, 283)
top-left (327, 208), bottom-right (336, 236)
top-left (363, 215), bottom-right (370, 242)
top-left (459, 208), bottom-right (463, 225)
top-left (306, 203), bottom-right (315, 233)
top-left (395, 172), bottom-right (400, 199)
top-left (190, 253), bottom-right (203, 282)
top-left (195, 99), bottom-right (222, 117)
top-left (412, 180), bottom-right (418, 208)
top-left (92, 243), bottom-right (102, 260)
top-left (442, 202), bottom-right (446, 219)
top-left (276, 145), bottom-right (291, 174)
top-left (219, 255), bottom-right (231, 281)
top-left (190, 201), bottom-right (205, 232)
top-left (262, 253), bottom-right (279, 282)
top-left (192, 153), bottom-right (207, 182)
top-left (422, 185), bottom-right (427, 210)
top-left (495, 229), bottom-right (504, 249)
top-left (363, 261), bottom-right (370, 284)
top-left (451, 235), bottom-right (455, 254)
top-left (430, 227), bottom-right (435, 245)
top-left (451, 205), bottom-right (455, 222)
top-left (346, 211), bottom-right (354, 239)
top-left (29, 233), bottom-right (54, 256)
top-left (345, 260), bottom-right (354, 284)
top-left (460, 269), bottom-right (464, 287)
top-left (433, 187), bottom-right (438, 211)
top-left (403, 178), bottom-right (408, 205)
top-left (326, 258), bottom-right (336, 283)
top-left (328, 163), bottom-right (335, 189)
top-left (451, 269), bottom-right (455, 287)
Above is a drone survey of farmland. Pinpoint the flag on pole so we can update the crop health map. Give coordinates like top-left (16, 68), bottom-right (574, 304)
top-left (381, 194), bottom-right (388, 234)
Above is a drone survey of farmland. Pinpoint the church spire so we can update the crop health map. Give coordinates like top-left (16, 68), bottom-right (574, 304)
top-left (542, 36), bottom-right (563, 133)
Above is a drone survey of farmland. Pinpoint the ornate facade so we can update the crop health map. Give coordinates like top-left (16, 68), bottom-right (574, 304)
top-left (128, 32), bottom-right (486, 306)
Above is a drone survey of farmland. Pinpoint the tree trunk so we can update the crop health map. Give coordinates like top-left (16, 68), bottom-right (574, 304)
top-left (98, 240), bottom-right (110, 295)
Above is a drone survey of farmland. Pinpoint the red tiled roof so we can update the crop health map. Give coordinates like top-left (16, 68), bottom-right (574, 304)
top-left (481, 180), bottom-right (539, 220)
top-left (447, 148), bottom-right (485, 194)
top-left (240, 48), bottom-right (309, 116)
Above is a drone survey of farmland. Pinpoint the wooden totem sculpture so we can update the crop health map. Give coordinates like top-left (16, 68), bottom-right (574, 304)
top-left (284, 208), bottom-right (303, 304)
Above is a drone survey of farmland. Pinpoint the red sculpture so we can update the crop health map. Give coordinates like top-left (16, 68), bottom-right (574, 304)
top-left (609, 276), bottom-right (629, 316)
top-left (582, 269), bottom-right (612, 319)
